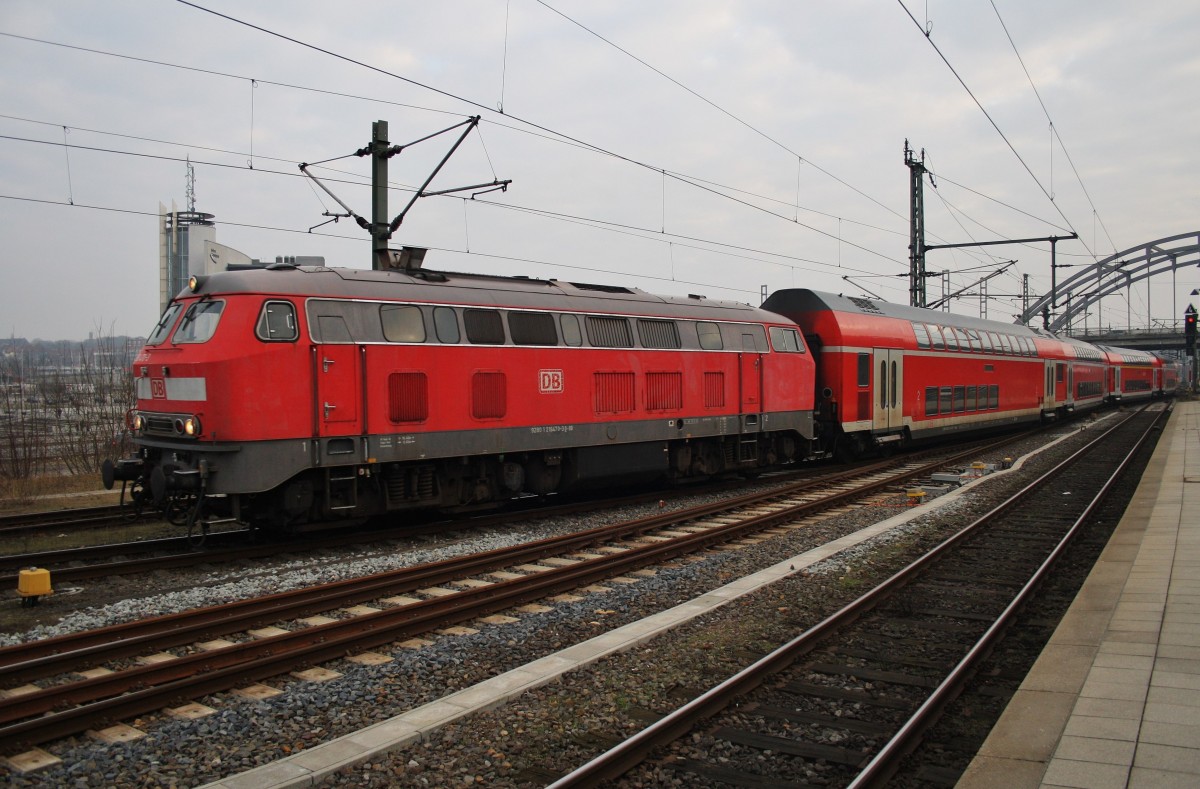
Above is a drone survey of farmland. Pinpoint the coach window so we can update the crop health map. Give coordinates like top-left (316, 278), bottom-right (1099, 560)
top-left (912, 322), bottom-right (931, 349)
top-left (173, 300), bottom-right (225, 344)
top-left (966, 385), bottom-right (977, 410)
top-left (925, 387), bottom-right (938, 416)
top-left (256, 300), bottom-right (297, 342)
top-left (509, 311), bottom-right (558, 346)
top-left (697, 321), bottom-right (723, 350)
top-left (768, 326), bottom-right (804, 352)
top-left (988, 384), bottom-right (1000, 409)
top-left (465, 309), bottom-right (505, 345)
top-left (560, 314), bottom-right (583, 346)
top-left (943, 327), bottom-right (959, 351)
top-left (968, 330), bottom-right (983, 352)
top-left (857, 353), bottom-right (870, 387)
top-left (980, 332), bottom-right (994, 352)
top-left (433, 307), bottom-right (460, 344)
top-left (939, 386), bottom-right (953, 414)
top-left (381, 305), bottom-right (426, 343)
top-left (953, 385), bottom-right (966, 412)
top-left (929, 325), bottom-right (945, 350)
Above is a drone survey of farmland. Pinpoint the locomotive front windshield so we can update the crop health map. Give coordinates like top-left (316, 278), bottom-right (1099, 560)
top-left (172, 300), bottom-right (226, 344)
top-left (146, 303), bottom-right (183, 346)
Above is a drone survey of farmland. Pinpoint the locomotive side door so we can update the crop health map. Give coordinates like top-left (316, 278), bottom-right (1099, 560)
top-left (871, 348), bottom-right (904, 433)
top-left (739, 332), bottom-right (763, 414)
top-left (314, 343), bottom-right (361, 437)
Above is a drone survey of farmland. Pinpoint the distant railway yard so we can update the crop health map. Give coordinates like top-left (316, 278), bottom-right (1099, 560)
top-left (0, 405), bottom-right (1166, 788)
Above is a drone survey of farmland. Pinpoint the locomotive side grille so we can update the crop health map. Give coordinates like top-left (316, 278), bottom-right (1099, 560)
top-left (594, 372), bottom-right (635, 414)
top-left (472, 371), bottom-right (507, 419)
top-left (586, 316), bottom-right (634, 348)
top-left (704, 372), bottom-right (725, 408)
top-left (388, 372), bottom-right (429, 423)
top-left (645, 372), bottom-right (683, 411)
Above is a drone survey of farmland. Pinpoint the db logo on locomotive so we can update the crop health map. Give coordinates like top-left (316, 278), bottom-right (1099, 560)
top-left (150, 378), bottom-right (167, 399)
top-left (538, 369), bottom-right (564, 394)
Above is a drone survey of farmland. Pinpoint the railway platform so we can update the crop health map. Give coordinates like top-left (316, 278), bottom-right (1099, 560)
top-left (958, 399), bottom-right (1200, 789)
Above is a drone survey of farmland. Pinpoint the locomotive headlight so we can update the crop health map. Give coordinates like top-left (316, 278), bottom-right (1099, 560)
top-left (187, 275), bottom-right (207, 292)
top-left (183, 416), bottom-right (201, 437)
top-left (132, 413), bottom-right (144, 431)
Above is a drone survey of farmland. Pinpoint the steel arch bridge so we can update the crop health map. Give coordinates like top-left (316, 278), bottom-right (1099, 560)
top-left (1019, 232), bottom-right (1200, 333)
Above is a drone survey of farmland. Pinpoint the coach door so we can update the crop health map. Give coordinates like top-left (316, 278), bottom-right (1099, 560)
top-left (1043, 361), bottom-right (1057, 411)
top-left (315, 343), bottom-right (361, 437)
top-left (872, 348), bottom-right (904, 433)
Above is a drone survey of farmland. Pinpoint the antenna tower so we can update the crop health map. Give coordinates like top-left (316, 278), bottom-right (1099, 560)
top-left (185, 157), bottom-right (197, 212)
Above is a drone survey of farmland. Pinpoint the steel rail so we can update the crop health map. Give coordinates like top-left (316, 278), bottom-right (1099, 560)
top-left (0, 439), bottom-right (1012, 748)
top-left (544, 406), bottom-right (1155, 788)
top-left (846, 404), bottom-right (1169, 788)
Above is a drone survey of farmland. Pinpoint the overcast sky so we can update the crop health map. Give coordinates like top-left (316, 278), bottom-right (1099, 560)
top-left (2, 1), bottom-right (1198, 341)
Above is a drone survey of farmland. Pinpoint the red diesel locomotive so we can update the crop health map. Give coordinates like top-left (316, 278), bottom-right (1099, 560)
top-left (104, 266), bottom-right (1174, 532)
top-left (104, 263), bottom-right (817, 530)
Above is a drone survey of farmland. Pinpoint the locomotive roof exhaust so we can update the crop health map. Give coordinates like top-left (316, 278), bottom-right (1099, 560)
top-left (378, 246), bottom-right (428, 272)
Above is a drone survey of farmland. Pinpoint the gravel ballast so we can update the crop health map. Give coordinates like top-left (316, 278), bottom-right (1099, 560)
top-left (1, 418), bottom-right (1117, 787)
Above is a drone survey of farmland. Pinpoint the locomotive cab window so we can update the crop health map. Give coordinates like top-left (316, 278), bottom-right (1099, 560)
top-left (147, 303), bottom-right (183, 346)
top-left (256, 301), bottom-right (297, 342)
top-left (172, 300), bottom-right (225, 344)
top-left (509, 311), bottom-right (558, 346)
top-left (381, 304), bottom-right (426, 343)
top-left (434, 307), bottom-right (460, 344)
top-left (697, 321), bottom-right (723, 350)
top-left (465, 309), bottom-right (505, 345)
top-left (768, 327), bottom-right (805, 353)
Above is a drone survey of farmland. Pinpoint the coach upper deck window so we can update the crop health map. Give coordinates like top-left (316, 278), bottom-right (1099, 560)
top-left (586, 316), bottom-right (633, 348)
top-left (172, 300), bottom-right (225, 344)
top-left (256, 301), bottom-right (297, 342)
top-left (912, 323), bottom-right (931, 349)
top-left (697, 322), bottom-right (723, 350)
top-left (929, 325), bottom-right (945, 350)
top-left (509, 311), bottom-right (558, 346)
top-left (465, 309), bottom-right (505, 345)
top-left (381, 305), bottom-right (426, 343)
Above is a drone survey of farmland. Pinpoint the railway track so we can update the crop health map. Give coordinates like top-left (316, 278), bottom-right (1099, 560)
top-left (546, 404), bottom-right (1166, 788)
top-left (0, 505), bottom-right (134, 539)
top-left (0, 431), bottom-right (1035, 587)
top-left (0, 433), bottom-right (1023, 751)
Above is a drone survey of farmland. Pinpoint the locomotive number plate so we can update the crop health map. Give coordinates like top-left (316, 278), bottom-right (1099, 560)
top-left (539, 369), bottom-right (564, 393)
